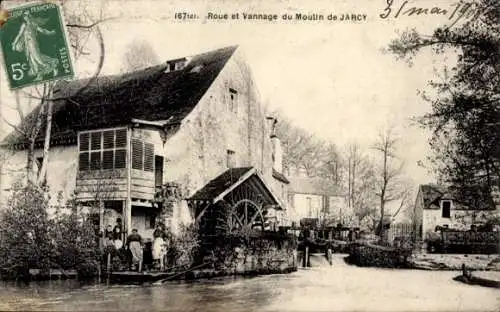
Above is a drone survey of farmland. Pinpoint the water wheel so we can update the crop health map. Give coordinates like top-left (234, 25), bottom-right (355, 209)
top-left (225, 184), bottom-right (266, 233)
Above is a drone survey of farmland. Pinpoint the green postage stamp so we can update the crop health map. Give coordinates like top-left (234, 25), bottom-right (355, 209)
top-left (0, 2), bottom-right (74, 89)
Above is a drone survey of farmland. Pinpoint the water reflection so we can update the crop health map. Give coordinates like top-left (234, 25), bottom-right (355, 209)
top-left (0, 265), bottom-right (498, 312)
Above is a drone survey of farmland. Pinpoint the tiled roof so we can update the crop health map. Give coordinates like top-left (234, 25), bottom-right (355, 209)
top-left (189, 167), bottom-right (282, 208)
top-left (2, 46), bottom-right (238, 148)
top-left (190, 167), bottom-right (253, 201)
top-left (420, 184), bottom-right (447, 209)
top-left (419, 184), bottom-right (495, 210)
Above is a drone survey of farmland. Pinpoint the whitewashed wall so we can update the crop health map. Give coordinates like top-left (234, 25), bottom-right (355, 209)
top-left (0, 145), bottom-right (78, 210)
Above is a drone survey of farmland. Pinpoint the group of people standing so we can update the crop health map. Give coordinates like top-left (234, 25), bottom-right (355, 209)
top-left (103, 218), bottom-right (124, 249)
top-left (103, 218), bottom-right (170, 272)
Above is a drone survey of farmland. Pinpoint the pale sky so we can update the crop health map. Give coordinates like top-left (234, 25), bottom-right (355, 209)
top-left (1, 0), bottom-right (463, 186)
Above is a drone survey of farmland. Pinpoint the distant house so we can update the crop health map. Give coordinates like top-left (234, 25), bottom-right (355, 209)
top-left (0, 46), bottom-right (290, 239)
top-left (414, 184), bottom-right (499, 240)
top-left (287, 176), bottom-right (352, 226)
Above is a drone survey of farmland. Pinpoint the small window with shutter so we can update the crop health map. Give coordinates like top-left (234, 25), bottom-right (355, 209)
top-left (144, 143), bottom-right (154, 172)
top-left (132, 139), bottom-right (144, 170)
top-left (131, 139), bottom-right (155, 171)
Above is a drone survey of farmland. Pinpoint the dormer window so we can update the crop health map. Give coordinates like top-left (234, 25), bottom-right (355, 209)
top-left (165, 57), bottom-right (187, 73)
top-left (441, 200), bottom-right (452, 218)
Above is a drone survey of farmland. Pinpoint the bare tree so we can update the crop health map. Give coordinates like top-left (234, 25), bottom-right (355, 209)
top-left (317, 143), bottom-right (343, 189)
top-left (372, 128), bottom-right (404, 236)
top-left (345, 143), bottom-right (363, 210)
top-left (343, 145), bottom-right (378, 227)
top-left (273, 111), bottom-right (331, 177)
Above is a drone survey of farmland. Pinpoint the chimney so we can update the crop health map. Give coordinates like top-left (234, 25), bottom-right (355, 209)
top-left (266, 116), bottom-right (283, 173)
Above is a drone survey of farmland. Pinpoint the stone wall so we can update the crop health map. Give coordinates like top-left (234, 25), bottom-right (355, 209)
top-left (423, 209), bottom-right (499, 236)
top-left (203, 235), bottom-right (298, 275)
top-left (161, 51), bottom-right (274, 199)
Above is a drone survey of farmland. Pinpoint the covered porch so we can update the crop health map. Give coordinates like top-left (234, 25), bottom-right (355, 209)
top-left (188, 167), bottom-right (284, 235)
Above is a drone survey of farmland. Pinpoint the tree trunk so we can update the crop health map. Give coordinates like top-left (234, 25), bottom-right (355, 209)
top-left (379, 193), bottom-right (385, 237)
top-left (26, 98), bottom-right (47, 185)
top-left (378, 140), bottom-right (389, 237)
top-left (37, 86), bottom-right (54, 186)
top-left (348, 157), bottom-right (352, 209)
top-left (352, 153), bottom-right (356, 221)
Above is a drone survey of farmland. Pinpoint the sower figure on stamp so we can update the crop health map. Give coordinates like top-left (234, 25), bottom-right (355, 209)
top-left (11, 11), bottom-right (59, 81)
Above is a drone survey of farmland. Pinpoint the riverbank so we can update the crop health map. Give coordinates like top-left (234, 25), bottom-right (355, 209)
top-left (347, 241), bottom-right (500, 271)
top-left (409, 253), bottom-right (500, 271)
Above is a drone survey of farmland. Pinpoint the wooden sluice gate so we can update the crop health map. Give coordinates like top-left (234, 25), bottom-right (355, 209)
top-left (294, 219), bottom-right (360, 268)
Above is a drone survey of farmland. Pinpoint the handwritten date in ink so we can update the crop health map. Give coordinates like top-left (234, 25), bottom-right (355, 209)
top-left (379, 0), bottom-right (488, 28)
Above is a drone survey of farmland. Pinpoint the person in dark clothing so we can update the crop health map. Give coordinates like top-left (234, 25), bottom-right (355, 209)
top-left (104, 225), bottom-right (113, 238)
top-left (113, 218), bottom-right (123, 240)
top-left (103, 224), bottom-right (114, 247)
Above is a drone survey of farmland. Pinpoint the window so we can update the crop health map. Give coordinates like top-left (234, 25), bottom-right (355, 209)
top-left (174, 61), bottom-right (186, 70)
top-left (441, 200), bottom-right (452, 218)
top-left (165, 58), bottom-right (187, 72)
top-left (78, 129), bottom-right (127, 171)
top-left (132, 138), bottom-right (154, 172)
top-left (155, 156), bottom-right (164, 187)
top-left (229, 88), bottom-right (238, 113)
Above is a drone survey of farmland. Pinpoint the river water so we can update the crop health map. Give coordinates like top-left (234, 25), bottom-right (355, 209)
top-left (0, 255), bottom-right (498, 311)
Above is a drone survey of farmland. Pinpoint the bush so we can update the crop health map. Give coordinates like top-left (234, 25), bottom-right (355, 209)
top-left (348, 242), bottom-right (413, 268)
top-left (165, 223), bottom-right (200, 270)
top-left (0, 183), bottom-right (53, 277)
top-left (0, 184), bottom-right (100, 279)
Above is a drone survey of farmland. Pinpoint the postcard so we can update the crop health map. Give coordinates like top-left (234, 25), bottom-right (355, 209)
top-left (0, 0), bottom-right (498, 311)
